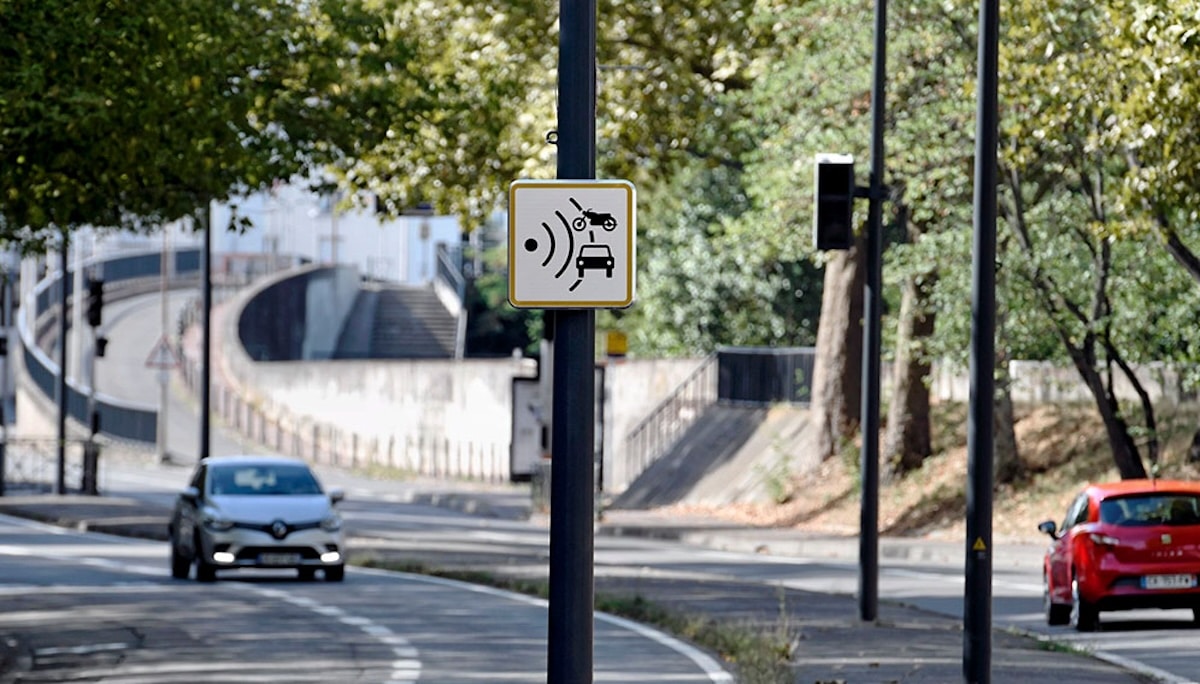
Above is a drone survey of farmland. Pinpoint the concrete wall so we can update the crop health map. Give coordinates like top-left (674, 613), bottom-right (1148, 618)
top-left (303, 267), bottom-right (360, 359)
top-left (211, 267), bottom-right (711, 486)
top-left (930, 360), bottom-right (1196, 405)
top-left (218, 271), bottom-right (540, 481)
top-left (238, 265), bottom-right (359, 361)
top-left (601, 358), bottom-right (708, 492)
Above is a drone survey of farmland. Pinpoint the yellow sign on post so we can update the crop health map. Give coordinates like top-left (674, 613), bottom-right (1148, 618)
top-left (605, 330), bottom-right (627, 358)
top-left (508, 179), bottom-right (637, 309)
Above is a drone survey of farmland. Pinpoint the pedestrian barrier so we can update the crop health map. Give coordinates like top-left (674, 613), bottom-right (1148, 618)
top-left (0, 437), bottom-right (95, 495)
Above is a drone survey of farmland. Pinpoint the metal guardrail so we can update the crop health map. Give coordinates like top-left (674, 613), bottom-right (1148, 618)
top-left (620, 347), bottom-right (817, 488)
top-left (717, 345), bottom-right (816, 405)
top-left (0, 437), bottom-right (94, 495)
top-left (20, 248), bottom-right (203, 443)
top-left (435, 243), bottom-right (466, 359)
top-left (622, 353), bottom-right (718, 483)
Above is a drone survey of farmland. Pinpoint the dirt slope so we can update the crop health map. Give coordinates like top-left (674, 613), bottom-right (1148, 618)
top-left (665, 402), bottom-right (1200, 544)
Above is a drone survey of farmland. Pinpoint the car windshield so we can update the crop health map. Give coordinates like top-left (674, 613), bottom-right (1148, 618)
top-left (209, 464), bottom-right (322, 496)
top-left (1100, 494), bottom-right (1200, 527)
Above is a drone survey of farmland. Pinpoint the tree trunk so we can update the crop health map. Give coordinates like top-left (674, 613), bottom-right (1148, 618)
top-left (1071, 354), bottom-right (1148, 480)
top-left (992, 346), bottom-right (1023, 484)
top-left (812, 233), bottom-right (865, 462)
top-left (883, 271), bottom-right (935, 480)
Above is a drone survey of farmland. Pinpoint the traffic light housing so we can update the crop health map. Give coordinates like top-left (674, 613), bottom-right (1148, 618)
top-left (86, 278), bottom-right (104, 327)
top-left (813, 153), bottom-right (856, 251)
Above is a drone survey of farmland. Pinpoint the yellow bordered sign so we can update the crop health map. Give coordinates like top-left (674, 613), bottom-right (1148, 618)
top-left (508, 179), bottom-right (636, 309)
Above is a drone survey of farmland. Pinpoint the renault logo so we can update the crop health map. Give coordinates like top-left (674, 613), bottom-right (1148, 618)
top-left (271, 520), bottom-right (289, 540)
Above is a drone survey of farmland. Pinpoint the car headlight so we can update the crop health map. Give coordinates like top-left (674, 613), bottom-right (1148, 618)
top-left (321, 514), bottom-right (342, 532)
top-left (203, 514), bottom-right (234, 532)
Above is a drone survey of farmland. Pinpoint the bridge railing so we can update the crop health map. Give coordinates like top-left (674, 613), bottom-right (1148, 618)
top-left (19, 248), bottom-right (202, 442)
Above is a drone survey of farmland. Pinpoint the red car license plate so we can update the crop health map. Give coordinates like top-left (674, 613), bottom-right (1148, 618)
top-left (259, 553), bottom-right (301, 566)
top-left (1141, 574), bottom-right (1197, 590)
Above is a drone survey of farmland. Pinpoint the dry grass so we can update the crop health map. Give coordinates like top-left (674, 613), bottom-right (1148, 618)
top-left (668, 402), bottom-right (1200, 544)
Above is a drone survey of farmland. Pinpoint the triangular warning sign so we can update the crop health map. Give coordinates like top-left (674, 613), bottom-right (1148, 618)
top-left (145, 335), bottom-right (179, 369)
top-left (972, 537), bottom-right (987, 552)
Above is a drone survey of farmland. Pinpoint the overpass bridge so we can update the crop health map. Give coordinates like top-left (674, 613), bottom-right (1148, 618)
top-left (11, 244), bottom-right (812, 506)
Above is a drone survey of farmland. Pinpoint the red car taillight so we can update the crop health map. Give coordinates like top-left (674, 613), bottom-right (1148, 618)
top-left (1088, 532), bottom-right (1121, 547)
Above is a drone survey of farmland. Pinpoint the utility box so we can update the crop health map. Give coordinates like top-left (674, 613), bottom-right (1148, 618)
top-left (813, 153), bottom-right (856, 250)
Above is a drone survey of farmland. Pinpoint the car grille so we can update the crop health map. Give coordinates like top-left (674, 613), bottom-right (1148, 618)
top-left (231, 519), bottom-right (322, 540)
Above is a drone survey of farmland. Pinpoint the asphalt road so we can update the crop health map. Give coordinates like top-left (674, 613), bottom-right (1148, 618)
top-left (23, 278), bottom-right (1198, 684)
top-left (98, 456), bottom-right (1200, 683)
top-left (0, 510), bottom-right (731, 683)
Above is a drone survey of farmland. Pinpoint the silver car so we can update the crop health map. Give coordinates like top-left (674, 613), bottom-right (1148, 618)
top-left (169, 455), bottom-right (346, 582)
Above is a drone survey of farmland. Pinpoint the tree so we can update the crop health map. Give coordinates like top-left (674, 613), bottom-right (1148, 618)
top-left (994, 0), bottom-right (1200, 479)
top-left (1101, 0), bottom-right (1200, 288)
top-left (740, 0), bottom-right (994, 471)
top-left (1, 0), bottom-right (418, 247)
top-left (617, 158), bottom-right (823, 356)
top-left (337, 0), bottom-right (774, 229)
top-left (465, 242), bottom-right (541, 357)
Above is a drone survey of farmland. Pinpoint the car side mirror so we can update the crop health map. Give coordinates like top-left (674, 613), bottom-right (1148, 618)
top-left (328, 488), bottom-right (345, 505)
top-left (1037, 520), bottom-right (1058, 539)
top-left (180, 486), bottom-right (201, 504)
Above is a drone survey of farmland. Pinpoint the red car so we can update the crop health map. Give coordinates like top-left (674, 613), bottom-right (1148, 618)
top-left (1039, 479), bottom-right (1200, 631)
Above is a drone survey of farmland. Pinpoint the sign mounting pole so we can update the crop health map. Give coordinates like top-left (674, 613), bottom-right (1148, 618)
top-left (547, 0), bottom-right (597, 680)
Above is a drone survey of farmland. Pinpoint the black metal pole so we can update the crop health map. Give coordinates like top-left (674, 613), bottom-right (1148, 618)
top-left (859, 0), bottom-right (887, 623)
top-left (56, 237), bottom-right (68, 494)
top-left (546, 0), bottom-right (596, 681)
top-left (200, 206), bottom-right (212, 461)
top-left (964, 0), bottom-right (999, 678)
top-left (1, 273), bottom-right (9, 497)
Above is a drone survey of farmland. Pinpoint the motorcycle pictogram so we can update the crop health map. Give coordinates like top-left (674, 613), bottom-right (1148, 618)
top-left (572, 209), bottom-right (618, 231)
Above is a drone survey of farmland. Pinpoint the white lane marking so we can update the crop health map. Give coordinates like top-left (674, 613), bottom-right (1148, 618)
top-left (34, 642), bottom-right (128, 657)
top-left (596, 611), bottom-right (734, 683)
top-left (257, 585), bottom-right (421, 684)
top-left (355, 565), bottom-right (734, 683)
top-left (0, 540), bottom-right (422, 684)
top-left (884, 566), bottom-right (1043, 593)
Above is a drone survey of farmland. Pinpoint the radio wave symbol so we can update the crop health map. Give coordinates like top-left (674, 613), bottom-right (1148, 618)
top-left (537, 211), bottom-right (575, 278)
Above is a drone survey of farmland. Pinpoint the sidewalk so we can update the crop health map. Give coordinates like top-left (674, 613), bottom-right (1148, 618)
top-left (0, 453), bottom-right (1159, 684)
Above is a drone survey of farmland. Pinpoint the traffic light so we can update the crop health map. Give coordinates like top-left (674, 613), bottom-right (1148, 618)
top-left (86, 278), bottom-right (104, 327)
top-left (813, 153), bottom-right (856, 251)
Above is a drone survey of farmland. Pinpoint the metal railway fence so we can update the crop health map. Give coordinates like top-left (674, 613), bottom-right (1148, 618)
top-left (0, 438), bottom-right (96, 496)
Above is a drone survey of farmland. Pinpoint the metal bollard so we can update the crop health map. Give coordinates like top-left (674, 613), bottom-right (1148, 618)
top-left (82, 441), bottom-right (100, 495)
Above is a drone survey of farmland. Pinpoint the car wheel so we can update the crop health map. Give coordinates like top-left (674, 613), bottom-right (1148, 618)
top-left (1044, 577), bottom-right (1070, 626)
top-left (1070, 574), bottom-right (1099, 632)
top-left (325, 565), bottom-right (345, 582)
top-left (194, 534), bottom-right (216, 582)
top-left (170, 538), bottom-right (191, 580)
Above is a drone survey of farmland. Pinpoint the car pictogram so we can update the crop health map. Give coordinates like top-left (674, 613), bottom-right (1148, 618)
top-left (576, 244), bottom-right (614, 278)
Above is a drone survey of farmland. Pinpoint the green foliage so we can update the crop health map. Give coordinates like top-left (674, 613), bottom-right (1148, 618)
top-left (1102, 0), bottom-right (1200, 225)
top-left (1, 0), bottom-right (418, 248)
top-left (340, 0), bottom-right (775, 229)
top-left (465, 243), bottom-right (541, 357)
top-left (616, 159), bottom-right (823, 355)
